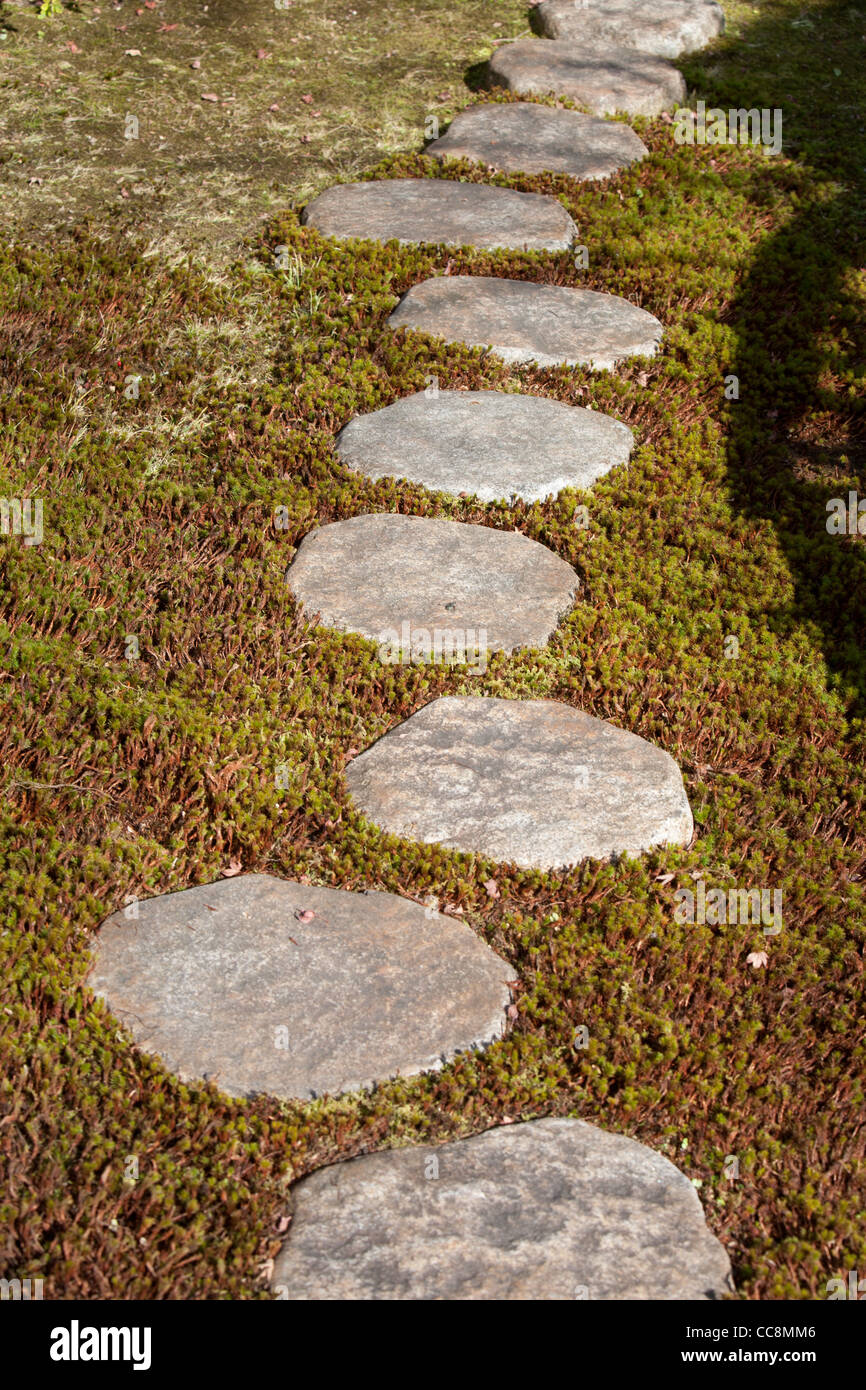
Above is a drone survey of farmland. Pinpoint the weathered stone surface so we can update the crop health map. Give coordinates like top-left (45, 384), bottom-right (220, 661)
top-left (388, 276), bottom-right (662, 369)
top-left (300, 178), bottom-right (576, 251)
top-left (486, 38), bottom-right (687, 117)
top-left (272, 1117), bottom-right (734, 1300)
top-left (89, 875), bottom-right (512, 1101)
top-left (335, 390), bottom-right (634, 502)
top-left (287, 514), bottom-right (578, 654)
top-left (427, 100), bottom-right (648, 180)
top-left (533, 0), bottom-right (725, 59)
top-left (346, 696), bottom-right (693, 869)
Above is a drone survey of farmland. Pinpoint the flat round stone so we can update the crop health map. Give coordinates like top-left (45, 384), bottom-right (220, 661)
top-left (486, 38), bottom-right (687, 117)
top-left (427, 101), bottom-right (648, 179)
top-left (388, 276), bottom-right (663, 369)
top-left (346, 696), bottom-right (693, 869)
top-left (272, 1117), bottom-right (734, 1300)
top-left (533, 0), bottom-right (725, 58)
top-left (287, 514), bottom-right (578, 654)
top-left (88, 875), bottom-right (513, 1100)
top-left (335, 390), bottom-right (634, 502)
top-left (300, 178), bottom-right (576, 251)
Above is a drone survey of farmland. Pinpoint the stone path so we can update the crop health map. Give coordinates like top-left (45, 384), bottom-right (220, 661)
top-left (335, 390), bottom-right (635, 502)
top-left (346, 696), bottom-right (693, 870)
top-left (389, 275), bottom-right (663, 369)
top-left (89, 0), bottom-right (735, 1297)
top-left (271, 1117), bottom-right (734, 1300)
top-left (300, 178), bottom-right (576, 251)
top-left (89, 875), bottom-right (512, 1101)
top-left (426, 101), bottom-right (649, 179)
top-left (486, 38), bottom-right (687, 117)
top-left (286, 513), bottom-right (579, 655)
top-left (533, 0), bottom-right (725, 58)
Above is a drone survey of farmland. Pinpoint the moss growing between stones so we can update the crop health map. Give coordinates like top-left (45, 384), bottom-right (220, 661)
top-left (0, 0), bottom-right (864, 1302)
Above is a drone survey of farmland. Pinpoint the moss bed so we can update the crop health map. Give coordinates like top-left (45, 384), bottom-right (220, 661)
top-left (1, 0), bottom-right (865, 1299)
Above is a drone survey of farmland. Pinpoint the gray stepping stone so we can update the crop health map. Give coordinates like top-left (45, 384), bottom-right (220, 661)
top-left (271, 1117), bottom-right (734, 1300)
top-left (88, 874), bottom-right (512, 1101)
top-left (426, 101), bottom-right (648, 180)
top-left (388, 275), bottom-right (663, 369)
top-left (287, 514), bottom-right (578, 655)
top-left (346, 696), bottom-right (693, 869)
top-left (335, 390), bottom-right (635, 502)
top-left (486, 39), bottom-right (687, 117)
top-left (533, 0), bottom-right (725, 59)
top-left (300, 178), bottom-right (576, 252)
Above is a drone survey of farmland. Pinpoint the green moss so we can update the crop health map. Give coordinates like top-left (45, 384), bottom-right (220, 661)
top-left (0, 0), bottom-right (865, 1303)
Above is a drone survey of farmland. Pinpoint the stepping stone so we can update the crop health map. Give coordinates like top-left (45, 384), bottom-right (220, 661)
top-left (426, 101), bottom-right (648, 180)
top-left (88, 875), bottom-right (512, 1101)
top-left (346, 696), bottom-right (693, 869)
top-left (486, 39), bottom-right (687, 117)
top-left (335, 390), bottom-right (635, 502)
top-left (533, 0), bottom-right (725, 59)
top-left (300, 178), bottom-right (576, 252)
top-left (388, 276), bottom-right (662, 369)
top-left (271, 1117), bottom-right (734, 1300)
top-left (287, 514), bottom-right (578, 656)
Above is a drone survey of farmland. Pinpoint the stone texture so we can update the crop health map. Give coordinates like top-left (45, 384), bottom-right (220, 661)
top-left (272, 1117), bottom-right (734, 1300)
top-left (346, 696), bottom-right (693, 869)
top-left (300, 178), bottom-right (576, 251)
top-left (533, 0), bottom-right (725, 59)
top-left (427, 100), bottom-right (648, 180)
top-left (486, 38), bottom-right (687, 117)
top-left (287, 514), bottom-right (578, 654)
top-left (88, 874), bottom-right (512, 1101)
top-left (335, 390), bottom-right (634, 502)
top-left (388, 276), bottom-right (663, 369)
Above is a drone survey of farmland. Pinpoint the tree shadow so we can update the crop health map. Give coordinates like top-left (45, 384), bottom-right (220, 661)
top-left (680, 0), bottom-right (866, 710)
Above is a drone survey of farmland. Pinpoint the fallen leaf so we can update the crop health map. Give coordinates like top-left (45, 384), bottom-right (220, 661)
top-left (220, 859), bottom-right (243, 878)
top-left (300, 94), bottom-right (313, 104)
top-left (201, 93), bottom-right (219, 102)
top-left (144, 1), bottom-right (159, 7)
top-left (507, 1004), bottom-right (519, 1020)
top-left (483, 878), bottom-right (500, 900)
top-left (294, 908), bottom-right (316, 923)
top-left (746, 950), bottom-right (768, 969)
top-left (655, 872), bottom-right (675, 885)
top-left (158, 23), bottom-right (178, 32)
top-left (142, 714), bottom-right (156, 738)
top-left (124, 49), bottom-right (142, 56)
top-left (268, 102), bottom-right (280, 111)
top-left (256, 48), bottom-right (271, 59)
top-left (190, 57), bottom-right (201, 68)
top-left (65, 41), bottom-right (82, 53)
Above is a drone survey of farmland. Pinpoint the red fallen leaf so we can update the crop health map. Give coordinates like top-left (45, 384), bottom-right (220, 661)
top-left (65, 41), bottom-right (82, 53)
top-left (144, 1), bottom-right (159, 8)
top-left (311, 110), bottom-right (321, 117)
top-left (220, 859), bottom-right (243, 878)
top-left (158, 23), bottom-right (179, 32)
top-left (201, 93), bottom-right (219, 102)
top-left (300, 134), bottom-right (311, 143)
top-left (268, 103), bottom-right (280, 111)
top-left (483, 878), bottom-right (500, 899)
top-left (294, 909), bottom-right (315, 923)
top-left (120, 188), bottom-right (129, 198)
top-left (256, 49), bottom-right (271, 59)
top-left (300, 94), bottom-right (313, 104)
top-left (190, 58), bottom-right (201, 69)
